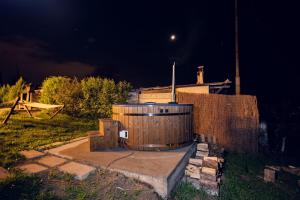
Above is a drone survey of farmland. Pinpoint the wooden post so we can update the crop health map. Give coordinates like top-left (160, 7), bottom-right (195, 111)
top-left (49, 105), bottom-right (64, 119)
top-left (23, 105), bottom-right (33, 118)
top-left (2, 96), bottom-right (20, 124)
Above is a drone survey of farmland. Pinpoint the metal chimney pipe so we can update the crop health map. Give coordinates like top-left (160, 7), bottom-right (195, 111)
top-left (196, 66), bottom-right (204, 85)
top-left (171, 62), bottom-right (176, 102)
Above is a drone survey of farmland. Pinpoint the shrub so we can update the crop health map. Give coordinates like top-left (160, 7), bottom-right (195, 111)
top-left (116, 80), bottom-right (132, 103)
top-left (39, 76), bottom-right (71, 104)
top-left (0, 77), bottom-right (25, 103)
top-left (0, 85), bottom-right (9, 103)
top-left (81, 77), bottom-right (132, 118)
top-left (80, 77), bottom-right (103, 117)
top-left (40, 76), bottom-right (83, 116)
top-left (40, 76), bottom-right (132, 118)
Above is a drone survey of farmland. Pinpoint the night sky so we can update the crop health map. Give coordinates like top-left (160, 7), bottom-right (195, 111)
top-left (0, 0), bottom-right (299, 99)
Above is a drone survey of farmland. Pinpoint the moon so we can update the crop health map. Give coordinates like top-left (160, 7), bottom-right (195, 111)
top-left (170, 34), bottom-right (176, 41)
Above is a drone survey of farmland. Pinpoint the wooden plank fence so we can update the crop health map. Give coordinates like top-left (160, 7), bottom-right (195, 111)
top-left (177, 93), bottom-right (259, 152)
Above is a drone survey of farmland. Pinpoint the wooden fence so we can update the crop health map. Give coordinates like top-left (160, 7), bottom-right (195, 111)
top-left (177, 93), bottom-right (259, 152)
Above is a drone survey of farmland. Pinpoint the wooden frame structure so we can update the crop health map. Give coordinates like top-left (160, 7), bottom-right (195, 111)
top-left (19, 102), bottom-right (64, 119)
top-left (2, 99), bottom-right (64, 124)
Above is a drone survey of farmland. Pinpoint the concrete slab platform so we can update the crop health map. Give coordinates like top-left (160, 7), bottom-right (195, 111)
top-left (38, 142), bottom-right (64, 150)
top-left (18, 163), bottom-right (48, 174)
top-left (45, 138), bottom-right (88, 159)
top-left (46, 139), bottom-right (196, 198)
top-left (58, 161), bottom-right (96, 180)
top-left (69, 136), bottom-right (87, 143)
top-left (0, 167), bottom-right (9, 180)
top-left (37, 155), bottom-right (67, 167)
top-left (20, 150), bottom-right (45, 160)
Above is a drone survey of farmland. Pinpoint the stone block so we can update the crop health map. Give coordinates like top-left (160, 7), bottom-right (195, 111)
top-left (199, 172), bottom-right (217, 182)
top-left (20, 150), bottom-right (45, 160)
top-left (203, 157), bottom-right (219, 169)
top-left (18, 163), bottom-right (48, 174)
top-left (0, 167), bottom-right (9, 180)
top-left (264, 168), bottom-right (276, 183)
top-left (196, 150), bottom-right (209, 158)
top-left (201, 167), bottom-right (216, 176)
top-left (189, 158), bottom-right (203, 167)
top-left (37, 155), bottom-right (67, 167)
top-left (197, 143), bottom-right (208, 151)
top-left (58, 162), bottom-right (96, 180)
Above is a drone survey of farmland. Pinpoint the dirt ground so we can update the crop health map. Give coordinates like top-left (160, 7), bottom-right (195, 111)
top-left (38, 168), bottom-right (160, 200)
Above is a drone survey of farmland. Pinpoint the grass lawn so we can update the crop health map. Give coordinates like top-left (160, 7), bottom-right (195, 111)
top-left (0, 111), bottom-right (159, 200)
top-left (174, 153), bottom-right (300, 200)
top-left (1, 111), bottom-right (299, 199)
top-left (0, 111), bottom-right (97, 168)
top-left (219, 153), bottom-right (300, 200)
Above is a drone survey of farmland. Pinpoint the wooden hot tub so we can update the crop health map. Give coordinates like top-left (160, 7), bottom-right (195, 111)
top-left (112, 103), bottom-right (193, 150)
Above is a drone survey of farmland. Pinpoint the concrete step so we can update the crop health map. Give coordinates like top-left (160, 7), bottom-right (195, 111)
top-left (20, 150), bottom-right (45, 160)
top-left (18, 163), bottom-right (48, 174)
top-left (58, 161), bottom-right (96, 180)
top-left (37, 155), bottom-right (67, 167)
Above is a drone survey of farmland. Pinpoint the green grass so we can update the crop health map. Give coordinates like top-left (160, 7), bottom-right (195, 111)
top-left (219, 153), bottom-right (300, 200)
top-left (174, 182), bottom-right (214, 200)
top-left (174, 153), bottom-right (300, 200)
top-left (0, 111), bottom-right (97, 168)
top-left (0, 171), bottom-right (42, 200)
top-left (1, 112), bottom-right (299, 199)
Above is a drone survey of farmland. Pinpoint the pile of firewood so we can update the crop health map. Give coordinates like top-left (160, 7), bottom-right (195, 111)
top-left (184, 143), bottom-right (224, 196)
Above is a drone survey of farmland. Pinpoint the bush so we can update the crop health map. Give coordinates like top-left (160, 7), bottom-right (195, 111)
top-left (116, 80), bottom-right (132, 103)
top-left (40, 77), bottom-right (82, 116)
top-left (80, 77), bottom-right (103, 117)
top-left (81, 77), bottom-right (132, 118)
top-left (0, 77), bottom-right (26, 103)
top-left (40, 76), bottom-right (132, 118)
top-left (0, 85), bottom-right (9, 103)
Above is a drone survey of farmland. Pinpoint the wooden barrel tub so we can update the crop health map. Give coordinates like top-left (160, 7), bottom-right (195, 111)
top-left (112, 103), bottom-right (193, 150)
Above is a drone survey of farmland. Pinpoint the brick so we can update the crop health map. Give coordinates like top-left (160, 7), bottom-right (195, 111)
top-left (197, 143), bottom-right (208, 151)
top-left (203, 157), bottom-right (219, 169)
top-left (201, 167), bottom-right (216, 176)
top-left (199, 172), bottom-right (217, 182)
top-left (196, 150), bottom-right (209, 158)
top-left (58, 162), bottom-right (96, 180)
top-left (20, 150), bottom-right (45, 160)
top-left (189, 158), bottom-right (203, 167)
top-left (37, 155), bottom-right (67, 167)
top-left (18, 163), bottom-right (48, 174)
top-left (204, 156), bottom-right (218, 162)
top-left (264, 168), bottom-right (276, 183)
top-left (0, 167), bottom-right (9, 180)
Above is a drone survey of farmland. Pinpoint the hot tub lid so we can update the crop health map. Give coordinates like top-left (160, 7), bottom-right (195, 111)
top-left (114, 103), bottom-right (193, 107)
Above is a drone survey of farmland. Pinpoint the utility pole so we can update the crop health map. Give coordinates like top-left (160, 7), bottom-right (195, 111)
top-left (235, 0), bottom-right (241, 95)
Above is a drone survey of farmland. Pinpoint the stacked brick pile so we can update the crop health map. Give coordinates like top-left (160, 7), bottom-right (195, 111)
top-left (184, 143), bottom-right (224, 196)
